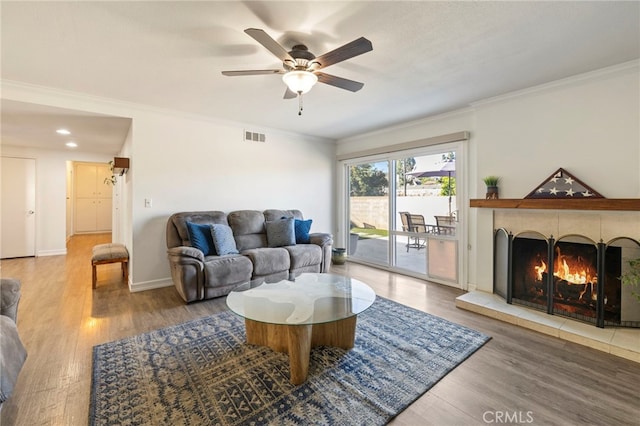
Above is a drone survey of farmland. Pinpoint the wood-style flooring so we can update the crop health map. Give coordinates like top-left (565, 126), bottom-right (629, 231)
top-left (1, 234), bottom-right (638, 425)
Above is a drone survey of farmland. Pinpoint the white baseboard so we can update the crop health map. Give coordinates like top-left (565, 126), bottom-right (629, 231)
top-left (37, 249), bottom-right (67, 257)
top-left (129, 278), bottom-right (174, 293)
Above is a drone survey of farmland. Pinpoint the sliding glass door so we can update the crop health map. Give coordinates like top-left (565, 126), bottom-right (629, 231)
top-left (345, 146), bottom-right (461, 286)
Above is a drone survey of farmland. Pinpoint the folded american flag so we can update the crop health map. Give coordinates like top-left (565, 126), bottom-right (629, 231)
top-left (525, 168), bottom-right (603, 199)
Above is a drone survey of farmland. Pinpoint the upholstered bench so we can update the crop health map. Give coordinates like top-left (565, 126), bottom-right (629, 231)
top-left (92, 243), bottom-right (129, 289)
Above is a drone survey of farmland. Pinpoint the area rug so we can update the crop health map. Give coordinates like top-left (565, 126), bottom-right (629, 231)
top-left (90, 297), bottom-right (490, 425)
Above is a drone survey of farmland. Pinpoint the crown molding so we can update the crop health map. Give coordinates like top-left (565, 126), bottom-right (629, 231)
top-left (1, 80), bottom-right (333, 144)
top-left (470, 60), bottom-right (639, 109)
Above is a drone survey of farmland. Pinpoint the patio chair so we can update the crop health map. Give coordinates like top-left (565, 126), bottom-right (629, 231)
top-left (434, 215), bottom-right (456, 236)
top-left (399, 212), bottom-right (428, 251)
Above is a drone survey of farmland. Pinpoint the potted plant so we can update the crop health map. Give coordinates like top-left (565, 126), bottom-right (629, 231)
top-left (331, 247), bottom-right (347, 265)
top-left (483, 176), bottom-right (500, 199)
top-left (621, 258), bottom-right (640, 302)
top-left (104, 160), bottom-right (117, 186)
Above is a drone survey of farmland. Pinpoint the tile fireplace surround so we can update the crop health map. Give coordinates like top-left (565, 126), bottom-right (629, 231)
top-left (457, 208), bottom-right (640, 363)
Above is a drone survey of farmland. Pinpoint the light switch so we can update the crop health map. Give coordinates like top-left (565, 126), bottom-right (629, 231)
top-left (145, 198), bottom-right (152, 208)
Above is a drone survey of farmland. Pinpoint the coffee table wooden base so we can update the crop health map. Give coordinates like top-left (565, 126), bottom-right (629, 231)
top-left (245, 316), bottom-right (357, 385)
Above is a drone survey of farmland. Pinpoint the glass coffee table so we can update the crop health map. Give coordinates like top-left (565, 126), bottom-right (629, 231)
top-left (226, 273), bottom-right (376, 385)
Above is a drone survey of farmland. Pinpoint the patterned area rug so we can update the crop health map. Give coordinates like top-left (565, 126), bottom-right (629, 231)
top-left (90, 297), bottom-right (490, 425)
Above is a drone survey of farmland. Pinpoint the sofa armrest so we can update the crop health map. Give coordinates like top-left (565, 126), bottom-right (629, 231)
top-left (0, 315), bottom-right (27, 405)
top-left (309, 232), bottom-right (333, 247)
top-left (167, 247), bottom-right (205, 303)
top-left (309, 233), bottom-right (333, 273)
top-left (0, 278), bottom-right (21, 323)
top-left (167, 246), bottom-right (205, 263)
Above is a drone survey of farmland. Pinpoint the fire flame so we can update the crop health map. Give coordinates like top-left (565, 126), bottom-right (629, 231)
top-left (534, 260), bottom-right (546, 281)
top-left (556, 258), bottom-right (590, 284)
top-left (533, 257), bottom-right (594, 285)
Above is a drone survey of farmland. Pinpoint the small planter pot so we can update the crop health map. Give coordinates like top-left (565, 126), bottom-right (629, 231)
top-left (332, 248), bottom-right (347, 265)
top-left (486, 185), bottom-right (499, 199)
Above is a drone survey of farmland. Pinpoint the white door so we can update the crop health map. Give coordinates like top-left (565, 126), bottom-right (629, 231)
top-left (1, 157), bottom-right (36, 258)
top-left (76, 163), bottom-right (97, 197)
top-left (96, 198), bottom-right (112, 231)
top-left (74, 162), bottom-right (112, 233)
top-left (75, 198), bottom-right (97, 232)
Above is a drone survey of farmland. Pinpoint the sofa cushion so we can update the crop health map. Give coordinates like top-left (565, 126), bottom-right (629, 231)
top-left (242, 248), bottom-right (290, 277)
top-left (0, 315), bottom-right (27, 404)
top-left (185, 222), bottom-right (217, 256)
top-left (202, 255), bottom-right (252, 287)
top-left (167, 211), bottom-right (228, 249)
top-left (266, 218), bottom-right (296, 248)
top-left (210, 224), bottom-right (239, 255)
top-left (0, 278), bottom-right (21, 323)
top-left (284, 244), bottom-right (322, 270)
top-left (294, 219), bottom-right (313, 244)
top-left (228, 210), bottom-right (267, 251)
top-left (264, 209), bottom-right (304, 222)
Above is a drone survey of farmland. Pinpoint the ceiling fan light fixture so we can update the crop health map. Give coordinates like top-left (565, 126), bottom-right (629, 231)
top-left (282, 70), bottom-right (318, 94)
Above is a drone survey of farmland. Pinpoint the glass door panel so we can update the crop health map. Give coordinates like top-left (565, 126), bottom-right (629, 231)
top-left (392, 153), bottom-right (458, 283)
top-left (348, 161), bottom-right (389, 265)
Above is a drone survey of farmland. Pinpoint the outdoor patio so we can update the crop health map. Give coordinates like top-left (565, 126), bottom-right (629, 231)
top-left (348, 235), bottom-right (427, 274)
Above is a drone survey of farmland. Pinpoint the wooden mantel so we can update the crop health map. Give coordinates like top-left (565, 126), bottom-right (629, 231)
top-left (469, 198), bottom-right (640, 211)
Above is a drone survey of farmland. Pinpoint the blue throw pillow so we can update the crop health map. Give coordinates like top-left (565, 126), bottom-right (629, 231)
top-left (266, 217), bottom-right (296, 247)
top-left (185, 221), bottom-right (216, 256)
top-left (294, 219), bottom-right (312, 244)
top-left (210, 224), bottom-right (239, 255)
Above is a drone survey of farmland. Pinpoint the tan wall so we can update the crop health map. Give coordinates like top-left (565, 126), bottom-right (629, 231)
top-left (350, 196), bottom-right (388, 229)
top-left (350, 195), bottom-right (455, 230)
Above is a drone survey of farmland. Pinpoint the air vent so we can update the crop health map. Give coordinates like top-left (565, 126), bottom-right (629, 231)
top-left (244, 130), bottom-right (266, 142)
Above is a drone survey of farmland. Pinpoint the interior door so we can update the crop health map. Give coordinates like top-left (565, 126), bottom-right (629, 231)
top-left (1, 157), bottom-right (36, 258)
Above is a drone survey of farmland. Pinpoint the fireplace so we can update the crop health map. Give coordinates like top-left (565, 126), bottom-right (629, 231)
top-left (494, 229), bottom-right (640, 328)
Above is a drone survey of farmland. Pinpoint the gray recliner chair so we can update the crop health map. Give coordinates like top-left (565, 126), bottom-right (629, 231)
top-left (0, 278), bottom-right (27, 409)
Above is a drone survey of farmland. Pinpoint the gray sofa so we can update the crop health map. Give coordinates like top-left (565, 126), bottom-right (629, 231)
top-left (166, 209), bottom-right (333, 302)
top-left (0, 278), bottom-right (27, 409)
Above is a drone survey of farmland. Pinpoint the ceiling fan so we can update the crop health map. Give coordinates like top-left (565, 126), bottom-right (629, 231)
top-left (222, 28), bottom-right (373, 114)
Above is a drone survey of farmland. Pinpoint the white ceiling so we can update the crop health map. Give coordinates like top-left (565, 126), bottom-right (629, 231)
top-left (1, 100), bottom-right (132, 154)
top-left (1, 1), bottom-right (639, 153)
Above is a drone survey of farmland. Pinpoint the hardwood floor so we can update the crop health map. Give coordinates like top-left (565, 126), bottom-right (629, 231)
top-left (1, 234), bottom-right (638, 425)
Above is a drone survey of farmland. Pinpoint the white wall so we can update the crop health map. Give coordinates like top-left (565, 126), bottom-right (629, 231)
top-left (112, 125), bottom-right (133, 268)
top-left (2, 82), bottom-right (336, 291)
top-left (473, 62), bottom-right (640, 199)
top-left (337, 109), bottom-right (474, 156)
top-left (128, 109), bottom-right (335, 290)
top-left (337, 61), bottom-right (640, 293)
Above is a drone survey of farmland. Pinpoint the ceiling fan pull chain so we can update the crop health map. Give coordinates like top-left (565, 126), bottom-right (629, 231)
top-left (298, 92), bottom-right (303, 116)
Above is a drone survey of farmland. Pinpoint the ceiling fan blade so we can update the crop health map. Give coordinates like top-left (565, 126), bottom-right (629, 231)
top-left (221, 69), bottom-right (282, 76)
top-left (316, 72), bottom-right (364, 92)
top-left (244, 28), bottom-right (294, 63)
top-left (283, 88), bottom-right (297, 99)
top-left (312, 37), bottom-right (372, 69)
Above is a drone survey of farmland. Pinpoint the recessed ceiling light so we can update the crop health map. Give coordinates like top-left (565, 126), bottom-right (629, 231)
top-left (65, 142), bottom-right (78, 148)
top-left (57, 129), bottom-right (71, 135)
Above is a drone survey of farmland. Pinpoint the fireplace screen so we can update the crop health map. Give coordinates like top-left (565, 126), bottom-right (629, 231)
top-left (493, 228), bottom-right (640, 328)
top-left (512, 236), bottom-right (622, 324)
